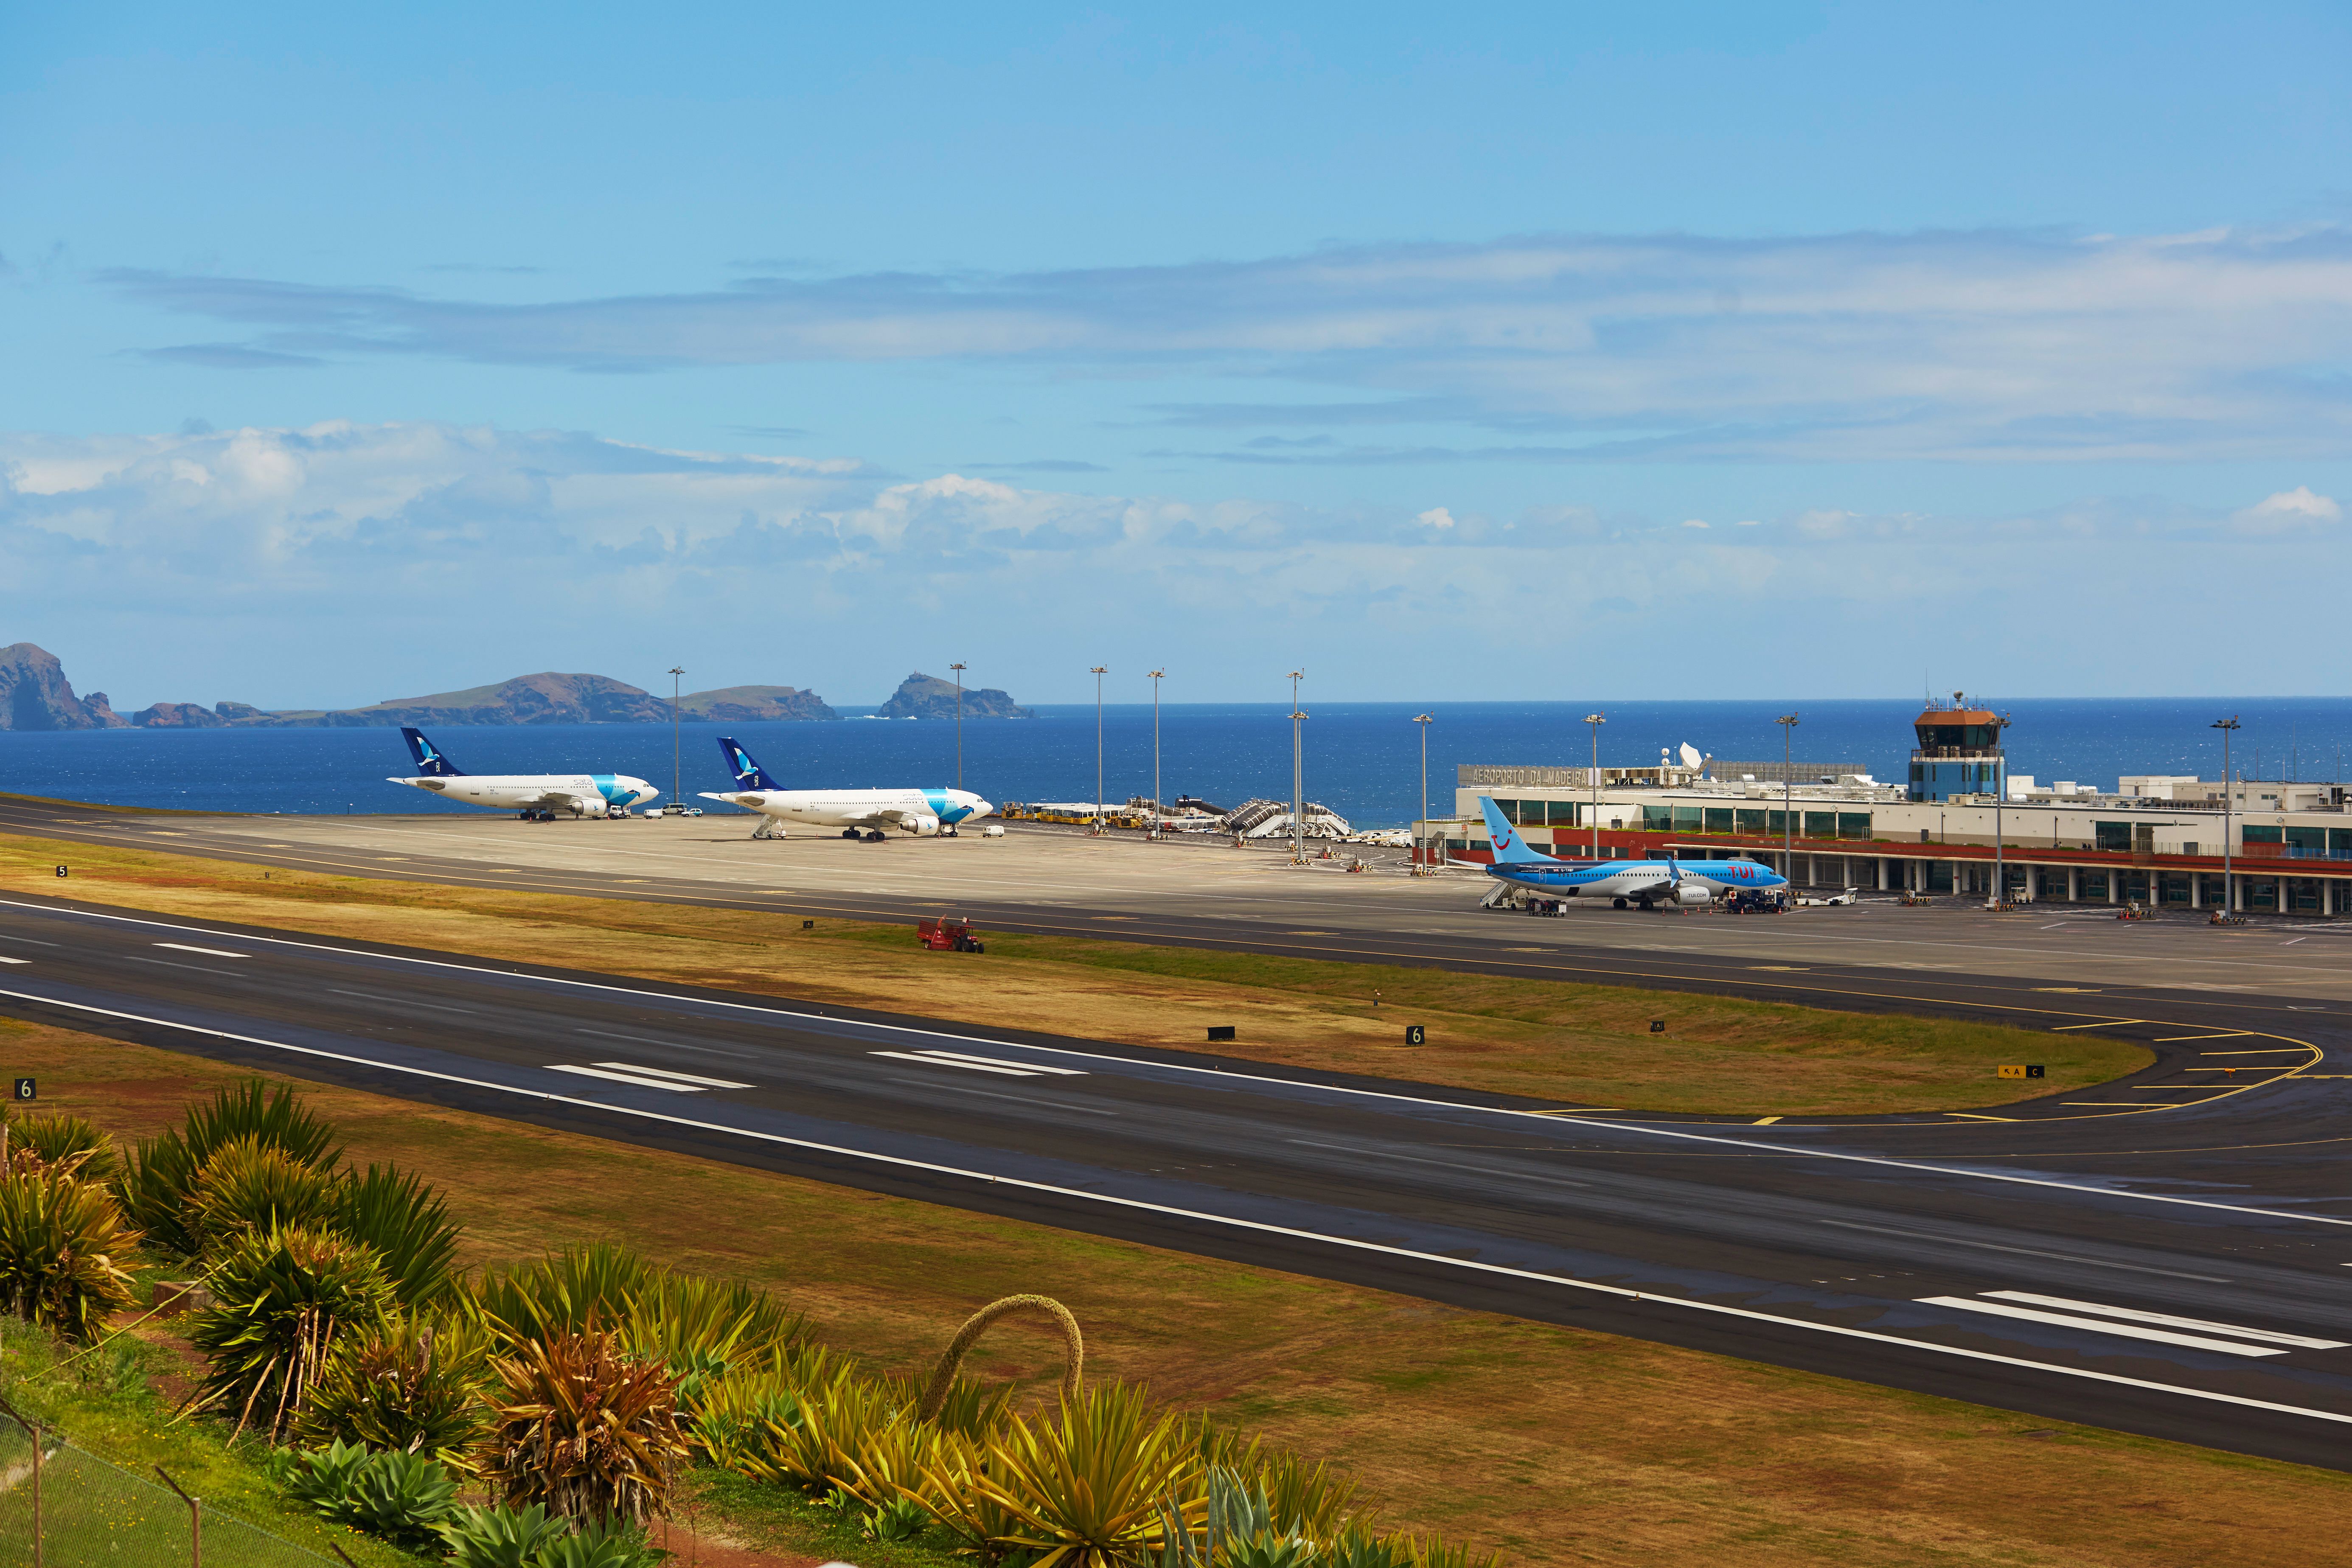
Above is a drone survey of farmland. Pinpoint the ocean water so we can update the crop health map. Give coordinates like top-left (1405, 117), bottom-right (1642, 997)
top-left (2, 698), bottom-right (2346, 829)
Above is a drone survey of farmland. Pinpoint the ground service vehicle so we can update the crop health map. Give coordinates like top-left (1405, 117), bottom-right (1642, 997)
top-left (917, 917), bottom-right (985, 953)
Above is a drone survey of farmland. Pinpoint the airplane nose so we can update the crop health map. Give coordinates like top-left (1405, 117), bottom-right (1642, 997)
top-left (973, 799), bottom-right (996, 819)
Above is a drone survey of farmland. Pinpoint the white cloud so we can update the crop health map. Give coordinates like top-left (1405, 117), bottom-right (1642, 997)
top-left (2230, 485), bottom-right (2341, 534)
top-left (1681, 519), bottom-right (1710, 529)
top-left (101, 224), bottom-right (2352, 464)
top-left (7, 421), bottom-right (2351, 707)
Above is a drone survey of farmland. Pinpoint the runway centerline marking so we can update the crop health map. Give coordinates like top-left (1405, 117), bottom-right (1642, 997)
top-left (870, 1050), bottom-right (1047, 1077)
top-left (328, 988), bottom-right (477, 1016)
top-left (0, 957), bottom-right (27, 965)
top-left (1816, 1221), bottom-right (2229, 1281)
top-left (2, 980), bottom-right (2345, 1432)
top-left (0, 898), bottom-right (2334, 1223)
top-left (155, 942), bottom-right (248, 959)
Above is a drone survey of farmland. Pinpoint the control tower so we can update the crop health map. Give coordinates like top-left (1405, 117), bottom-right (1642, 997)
top-left (1908, 693), bottom-right (2007, 802)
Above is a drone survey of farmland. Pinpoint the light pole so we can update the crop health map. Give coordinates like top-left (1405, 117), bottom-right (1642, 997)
top-left (1412, 712), bottom-right (1434, 868)
top-left (1989, 709), bottom-right (2012, 909)
top-left (1288, 669), bottom-right (1306, 861)
top-left (949, 662), bottom-right (966, 793)
top-left (1585, 713), bottom-right (1605, 860)
top-left (1090, 665), bottom-right (1107, 830)
top-left (1148, 668), bottom-right (1166, 839)
top-left (2214, 715), bottom-right (2240, 917)
top-left (1777, 712), bottom-right (1799, 881)
top-left (667, 666), bottom-right (685, 816)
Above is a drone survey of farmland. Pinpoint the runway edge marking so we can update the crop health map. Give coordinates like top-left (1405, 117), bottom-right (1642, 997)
top-left (1, 980), bottom-right (2349, 1433)
top-left (0, 896), bottom-right (2333, 1228)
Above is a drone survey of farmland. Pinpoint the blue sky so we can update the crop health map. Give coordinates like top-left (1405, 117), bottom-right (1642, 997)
top-left (4, 4), bottom-right (2350, 710)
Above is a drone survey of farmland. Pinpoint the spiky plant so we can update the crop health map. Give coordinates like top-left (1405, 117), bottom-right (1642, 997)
top-left (296, 1314), bottom-right (495, 1468)
top-left (330, 1164), bottom-right (463, 1308)
top-left (438, 1501), bottom-right (573, 1568)
top-left (625, 1269), bottom-right (810, 1398)
top-left (474, 1244), bottom-right (655, 1348)
top-left (0, 1169), bottom-right (142, 1341)
top-left (190, 1136), bottom-right (340, 1251)
top-left (187, 1224), bottom-right (396, 1442)
top-left (3, 1113), bottom-right (118, 1182)
top-left (479, 1327), bottom-right (689, 1525)
top-left (118, 1079), bottom-right (342, 1255)
top-left (961, 1383), bottom-right (1201, 1568)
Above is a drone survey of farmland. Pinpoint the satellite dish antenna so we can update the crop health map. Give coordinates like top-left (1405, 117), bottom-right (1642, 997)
top-left (1678, 742), bottom-right (1703, 771)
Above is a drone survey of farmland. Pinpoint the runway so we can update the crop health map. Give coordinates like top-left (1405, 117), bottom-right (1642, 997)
top-left (0, 883), bottom-right (2349, 1469)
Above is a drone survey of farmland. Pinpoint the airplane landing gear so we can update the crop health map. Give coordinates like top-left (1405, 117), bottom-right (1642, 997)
top-left (840, 829), bottom-right (861, 840)
top-left (1636, 899), bottom-right (1653, 911)
top-left (1612, 896), bottom-right (1628, 909)
top-left (862, 829), bottom-right (888, 843)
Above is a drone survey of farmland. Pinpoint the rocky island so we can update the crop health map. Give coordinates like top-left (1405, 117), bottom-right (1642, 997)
top-left (0, 643), bottom-right (126, 730)
top-left (875, 670), bottom-right (1031, 719)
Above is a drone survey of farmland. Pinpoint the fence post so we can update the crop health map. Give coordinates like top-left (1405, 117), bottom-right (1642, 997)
top-left (155, 1465), bottom-right (200, 1568)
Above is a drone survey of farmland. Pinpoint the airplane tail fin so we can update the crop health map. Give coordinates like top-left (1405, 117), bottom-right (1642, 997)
top-left (1476, 797), bottom-right (1554, 864)
top-left (402, 727), bottom-right (465, 777)
top-left (716, 735), bottom-right (781, 791)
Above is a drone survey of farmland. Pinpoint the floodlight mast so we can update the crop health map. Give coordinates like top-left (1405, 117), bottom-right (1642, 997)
top-left (668, 666), bottom-right (685, 813)
top-left (1089, 666), bottom-right (1107, 831)
top-left (2214, 715), bottom-right (2240, 916)
top-left (1585, 713), bottom-right (1605, 859)
top-left (1412, 712), bottom-right (1434, 869)
top-left (1776, 713), bottom-right (1799, 881)
top-left (1148, 669), bottom-right (1166, 839)
top-left (1288, 669), bottom-right (1306, 861)
top-left (949, 662), bottom-right (966, 793)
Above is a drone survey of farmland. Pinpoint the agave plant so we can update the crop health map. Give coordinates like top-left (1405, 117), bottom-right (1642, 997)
top-left (330, 1164), bottom-right (464, 1308)
top-left (479, 1327), bottom-right (690, 1524)
top-left (190, 1136), bottom-right (340, 1250)
top-left (187, 1223), bottom-right (397, 1442)
top-left (283, 1438), bottom-right (460, 1552)
top-left (296, 1313), bottom-right (495, 1467)
top-left (0, 1168), bottom-right (142, 1341)
top-left (677, 1352), bottom-right (829, 1471)
top-left (962, 1383), bottom-right (1201, 1568)
top-left (2, 1112), bottom-right (118, 1182)
top-left (118, 1079), bottom-right (342, 1256)
top-left (438, 1501), bottom-right (574, 1568)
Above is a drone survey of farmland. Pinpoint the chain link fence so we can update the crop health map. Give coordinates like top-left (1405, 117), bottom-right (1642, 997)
top-left (0, 1413), bottom-right (342, 1568)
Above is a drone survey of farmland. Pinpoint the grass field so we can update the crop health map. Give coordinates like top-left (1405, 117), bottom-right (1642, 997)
top-left (0, 830), bottom-right (2145, 1115)
top-left (2, 1016), bottom-right (2344, 1567)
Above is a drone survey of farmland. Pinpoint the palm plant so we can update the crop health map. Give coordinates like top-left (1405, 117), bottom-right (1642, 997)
top-left (187, 1224), bottom-right (397, 1442)
top-left (479, 1326), bottom-right (689, 1524)
top-left (118, 1079), bottom-right (341, 1255)
top-left (297, 1314), bottom-right (495, 1467)
top-left (330, 1164), bottom-right (464, 1308)
top-left (190, 1136), bottom-right (340, 1250)
top-left (0, 1167), bottom-right (142, 1341)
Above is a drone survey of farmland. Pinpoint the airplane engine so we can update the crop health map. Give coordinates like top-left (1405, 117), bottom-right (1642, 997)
top-left (567, 797), bottom-right (608, 817)
top-left (904, 813), bottom-right (942, 837)
top-left (1673, 883), bottom-right (1714, 906)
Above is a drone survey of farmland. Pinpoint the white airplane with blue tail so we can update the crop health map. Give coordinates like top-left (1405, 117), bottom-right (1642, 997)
top-left (1475, 796), bottom-right (1786, 909)
top-left (385, 728), bottom-right (660, 819)
top-left (699, 736), bottom-right (993, 841)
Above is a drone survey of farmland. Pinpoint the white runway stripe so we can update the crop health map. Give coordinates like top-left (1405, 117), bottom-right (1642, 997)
top-left (871, 1050), bottom-right (1044, 1077)
top-left (908, 1049), bottom-right (1087, 1076)
top-left (155, 942), bottom-right (247, 958)
top-left (1917, 1296), bottom-right (2287, 1357)
top-left (590, 1062), bottom-right (751, 1090)
top-left (545, 1063), bottom-right (708, 1092)
top-left (1984, 1292), bottom-right (2350, 1350)
top-left (0, 957), bottom-right (27, 965)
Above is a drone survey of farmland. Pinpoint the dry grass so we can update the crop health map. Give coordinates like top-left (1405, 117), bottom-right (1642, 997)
top-left (6, 1016), bottom-right (2345, 1567)
top-left (0, 830), bottom-right (2144, 1115)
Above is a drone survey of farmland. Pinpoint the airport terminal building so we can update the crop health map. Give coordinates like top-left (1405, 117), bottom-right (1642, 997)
top-left (1415, 701), bottom-right (2352, 915)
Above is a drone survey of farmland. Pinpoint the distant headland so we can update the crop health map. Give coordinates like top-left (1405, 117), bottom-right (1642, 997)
top-left (0, 644), bottom-right (1028, 730)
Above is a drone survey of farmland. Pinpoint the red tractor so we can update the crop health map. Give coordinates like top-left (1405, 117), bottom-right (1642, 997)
top-left (917, 917), bottom-right (985, 953)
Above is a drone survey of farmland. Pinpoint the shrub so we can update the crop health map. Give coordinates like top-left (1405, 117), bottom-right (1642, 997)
top-left (188, 1224), bottom-right (396, 1442)
top-left (626, 1270), bottom-right (810, 1400)
top-left (533, 1516), bottom-right (668, 1568)
top-left (863, 1495), bottom-right (930, 1543)
top-left (119, 1080), bottom-right (342, 1256)
top-left (439, 1502), bottom-right (573, 1568)
top-left (3, 1112), bottom-right (118, 1182)
top-left (475, 1244), bottom-right (654, 1346)
top-left (283, 1438), bottom-right (459, 1552)
top-left (952, 1384), bottom-right (1200, 1566)
top-left (480, 1327), bottom-right (689, 1524)
top-left (296, 1314), bottom-right (495, 1468)
top-left (330, 1164), bottom-right (463, 1308)
top-left (0, 1169), bottom-right (142, 1341)
top-left (190, 1137), bottom-right (339, 1250)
